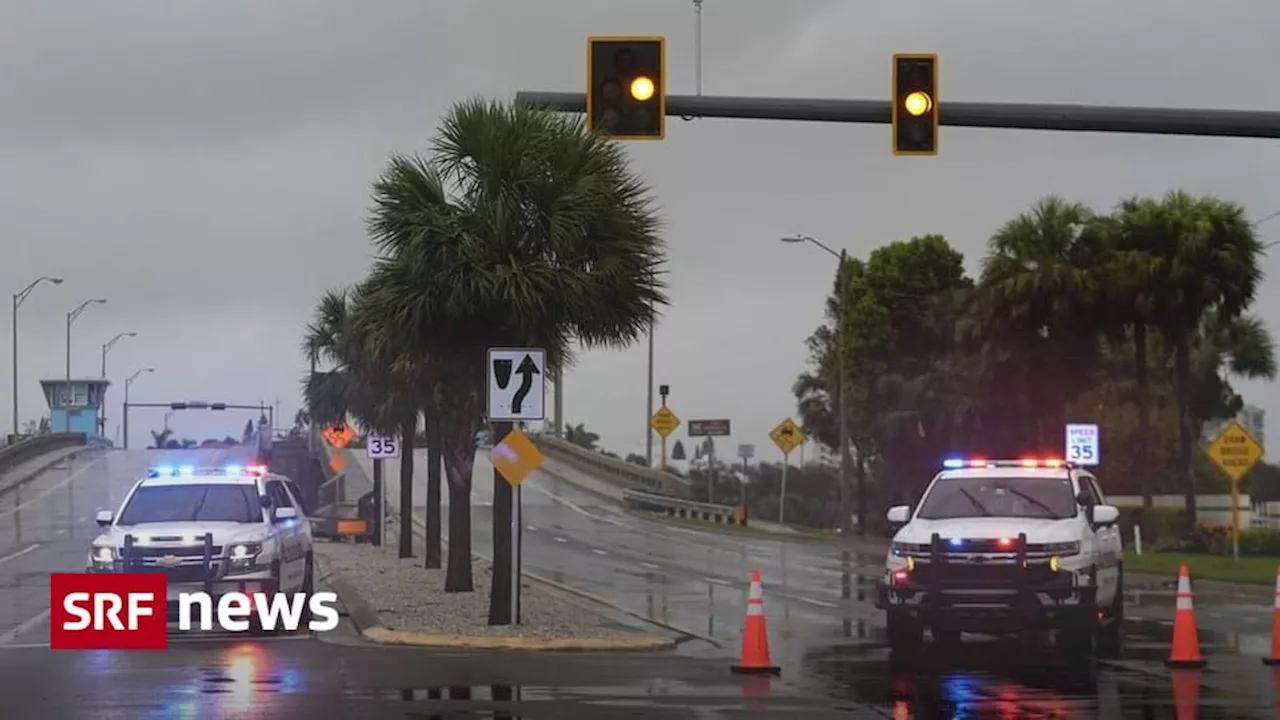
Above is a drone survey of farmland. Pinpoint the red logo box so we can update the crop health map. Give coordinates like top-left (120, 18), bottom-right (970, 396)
top-left (50, 573), bottom-right (168, 650)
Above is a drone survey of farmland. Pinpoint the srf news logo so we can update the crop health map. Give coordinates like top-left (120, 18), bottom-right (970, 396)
top-left (49, 573), bottom-right (339, 650)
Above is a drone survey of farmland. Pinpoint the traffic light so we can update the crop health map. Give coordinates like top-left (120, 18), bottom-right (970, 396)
top-left (892, 53), bottom-right (938, 155)
top-left (587, 36), bottom-right (665, 140)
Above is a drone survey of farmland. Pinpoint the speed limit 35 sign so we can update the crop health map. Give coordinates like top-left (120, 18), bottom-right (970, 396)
top-left (1064, 424), bottom-right (1099, 466)
top-left (366, 435), bottom-right (400, 460)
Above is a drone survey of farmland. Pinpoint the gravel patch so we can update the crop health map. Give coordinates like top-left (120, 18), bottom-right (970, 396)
top-left (314, 540), bottom-right (653, 640)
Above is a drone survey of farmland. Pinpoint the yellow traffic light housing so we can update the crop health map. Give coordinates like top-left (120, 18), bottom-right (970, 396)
top-left (587, 36), bottom-right (666, 140)
top-left (892, 53), bottom-right (938, 155)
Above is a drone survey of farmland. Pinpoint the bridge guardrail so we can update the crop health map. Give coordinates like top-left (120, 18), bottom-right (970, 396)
top-left (622, 488), bottom-right (745, 526)
top-left (530, 433), bottom-right (692, 498)
top-left (0, 433), bottom-right (88, 475)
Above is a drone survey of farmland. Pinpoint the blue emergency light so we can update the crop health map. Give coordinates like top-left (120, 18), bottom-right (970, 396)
top-left (942, 457), bottom-right (1068, 470)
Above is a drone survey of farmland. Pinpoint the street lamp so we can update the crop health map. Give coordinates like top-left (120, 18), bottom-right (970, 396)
top-left (781, 233), bottom-right (856, 534)
top-left (122, 367), bottom-right (154, 450)
top-left (11, 276), bottom-right (64, 438)
top-left (64, 298), bottom-right (107, 431)
top-left (101, 332), bottom-right (137, 378)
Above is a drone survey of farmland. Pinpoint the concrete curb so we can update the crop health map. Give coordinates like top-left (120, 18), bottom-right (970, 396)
top-left (360, 625), bottom-right (676, 652)
top-left (0, 448), bottom-right (92, 495)
top-left (318, 544), bottom-right (680, 653)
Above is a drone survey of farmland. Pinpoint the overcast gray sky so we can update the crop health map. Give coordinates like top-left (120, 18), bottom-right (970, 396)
top-left (2, 0), bottom-right (1277, 460)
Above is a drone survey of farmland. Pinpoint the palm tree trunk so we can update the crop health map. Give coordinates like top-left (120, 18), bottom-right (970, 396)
top-left (1133, 324), bottom-right (1153, 511)
top-left (1173, 334), bottom-right (1198, 532)
top-left (442, 416), bottom-right (475, 593)
top-left (488, 420), bottom-right (514, 625)
top-left (424, 412), bottom-right (443, 569)
top-left (398, 414), bottom-right (416, 559)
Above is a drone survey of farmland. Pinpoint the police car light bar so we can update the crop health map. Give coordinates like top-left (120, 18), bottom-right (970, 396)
top-left (149, 464), bottom-right (268, 478)
top-left (941, 457), bottom-right (1071, 469)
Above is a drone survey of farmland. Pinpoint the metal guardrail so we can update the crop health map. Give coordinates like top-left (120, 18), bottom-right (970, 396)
top-left (0, 432), bottom-right (88, 474)
top-left (530, 434), bottom-right (693, 498)
top-left (622, 488), bottom-right (746, 526)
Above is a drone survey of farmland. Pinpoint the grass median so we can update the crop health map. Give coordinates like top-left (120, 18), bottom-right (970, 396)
top-left (1124, 550), bottom-right (1278, 586)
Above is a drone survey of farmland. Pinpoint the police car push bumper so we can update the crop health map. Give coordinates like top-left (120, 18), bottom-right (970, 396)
top-left (875, 531), bottom-right (1100, 632)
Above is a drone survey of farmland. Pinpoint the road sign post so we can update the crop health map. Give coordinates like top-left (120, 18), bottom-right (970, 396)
top-left (1065, 424), bottom-right (1100, 466)
top-left (688, 419), bottom-right (730, 503)
top-left (770, 418), bottom-right (807, 525)
top-left (649, 406), bottom-right (680, 470)
top-left (365, 435), bottom-right (399, 546)
top-left (1205, 420), bottom-right (1265, 560)
top-left (486, 348), bottom-right (547, 627)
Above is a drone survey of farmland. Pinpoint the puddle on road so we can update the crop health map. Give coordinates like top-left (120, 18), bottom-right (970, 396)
top-left (798, 635), bottom-right (1278, 717)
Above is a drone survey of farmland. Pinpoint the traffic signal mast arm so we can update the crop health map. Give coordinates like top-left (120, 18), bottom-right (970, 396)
top-left (518, 91), bottom-right (1280, 139)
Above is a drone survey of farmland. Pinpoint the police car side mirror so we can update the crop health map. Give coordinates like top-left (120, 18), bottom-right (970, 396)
top-left (273, 507), bottom-right (297, 522)
top-left (1091, 505), bottom-right (1120, 527)
top-left (886, 505), bottom-right (911, 525)
top-left (95, 510), bottom-right (114, 527)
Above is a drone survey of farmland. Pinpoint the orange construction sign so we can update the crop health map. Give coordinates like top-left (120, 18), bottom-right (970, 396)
top-left (323, 423), bottom-right (354, 449)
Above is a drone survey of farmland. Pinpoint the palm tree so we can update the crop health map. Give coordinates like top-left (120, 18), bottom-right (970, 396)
top-left (363, 98), bottom-right (666, 622)
top-left (302, 286), bottom-right (421, 558)
top-left (563, 422), bottom-right (600, 450)
top-left (962, 196), bottom-right (1106, 451)
top-left (1109, 191), bottom-right (1265, 528)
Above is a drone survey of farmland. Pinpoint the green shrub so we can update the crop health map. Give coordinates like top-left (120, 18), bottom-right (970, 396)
top-left (1239, 528), bottom-right (1280, 557)
top-left (1118, 506), bottom-right (1186, 544)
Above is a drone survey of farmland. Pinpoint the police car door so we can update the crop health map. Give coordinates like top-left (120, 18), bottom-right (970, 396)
top-left (1080, 473), bottom-right (1121, 603)
top-left (265, 480), bottom-right (304, 591)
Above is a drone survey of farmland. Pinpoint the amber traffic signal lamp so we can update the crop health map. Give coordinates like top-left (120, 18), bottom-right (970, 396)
top-left (892, 53), bottom-right (938, 155)
top-left (587, 36), bottom-right (666, 140)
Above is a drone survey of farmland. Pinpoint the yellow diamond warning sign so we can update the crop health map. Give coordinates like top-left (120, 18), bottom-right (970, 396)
top-left (1205, 420), bottom-right (1264, 483)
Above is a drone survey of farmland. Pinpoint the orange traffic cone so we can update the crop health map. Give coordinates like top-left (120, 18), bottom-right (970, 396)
top-left (1264, 565), bottom-right (1280, 666)
top-left (1165, 564), bottom-right (1207, 669)
top-left (731, 570), bottom-right (781, 675)
top-left (1170, 669), bottom-right (1202, 720)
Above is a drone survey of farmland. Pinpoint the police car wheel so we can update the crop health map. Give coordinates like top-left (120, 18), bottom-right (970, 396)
top-left (301, 554), bottom-right (315, 594)
top-left (886, 611), bottom-right (923, 652)
top-left (1096, 566), bottom-right (1125, 656)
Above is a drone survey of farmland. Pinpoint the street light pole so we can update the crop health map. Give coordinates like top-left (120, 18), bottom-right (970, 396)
top-left (781, 234), bottom-right (855, 534)
top-left (11, 276), bottom-right (64, 439)
top-left (101, 332), bottom-right (137, 378)
top-left (645, 300), bottom-right (655, 466)
top-left (65, 298), bottom-right (107, 432)
top-left (122, 367), bottom-right (154, 450)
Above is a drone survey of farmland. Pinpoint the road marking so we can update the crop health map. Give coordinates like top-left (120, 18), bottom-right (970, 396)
top-left (795, 596), bottom-right (838, 608)
top-left (0, 544), bottom-right (40, 566)
top-left (554, 536), bottom-right (568, 544)
top-left (0, 609), bottom-right (50, 646)
top-left (592, 549), bottom-right (608, 556)
top-left (0, 455), bottom-right (105, 521)
top-left (640, 562), bottom-right (660, 570)
top-left (704, 577), bottom-right (730, 586)
top-left (526, 525), bottom-right (537, 532)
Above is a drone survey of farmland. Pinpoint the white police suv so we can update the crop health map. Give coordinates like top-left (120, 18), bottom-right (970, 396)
top-left (88, 463), bottom-right (314, 630)
top-left (876, 457), bottom-right (1124, 655)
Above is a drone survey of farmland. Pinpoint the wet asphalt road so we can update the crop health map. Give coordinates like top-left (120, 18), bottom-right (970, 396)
top-left (366, 449), bottom-right (1280, 716)
top-left (0, 448), bottom-right (1277, 716)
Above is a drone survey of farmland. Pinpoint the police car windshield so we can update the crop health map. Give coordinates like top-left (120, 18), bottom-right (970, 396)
top-left (117, 484), bottom-right (262, 525)
top-left (916, 475), bottom-right (1077, 520)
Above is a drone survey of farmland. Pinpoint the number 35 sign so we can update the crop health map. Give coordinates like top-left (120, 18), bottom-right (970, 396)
top-left (366, 435), bottom-right (400, 460)
top-left (1064, 424), bottom-right (1100, 466)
